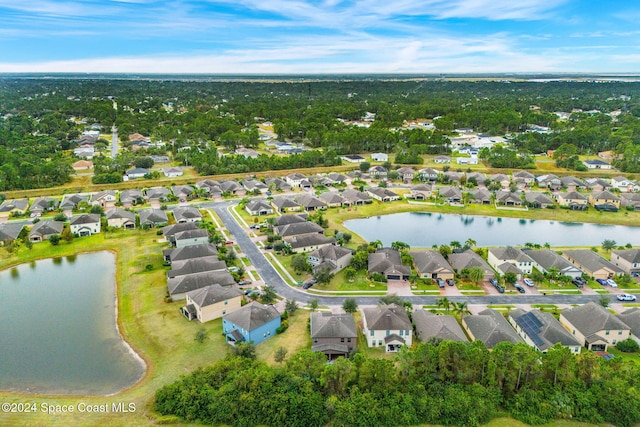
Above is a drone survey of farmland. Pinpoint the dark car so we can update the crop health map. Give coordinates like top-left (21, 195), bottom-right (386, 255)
top-left (303, 279), bottom-right (316, 289)
top-left (489, 278), bottom-right (499, 287)
top-left (446, 279), bottom-right (455, 287)
top-left (571, 278), bottom-right (584, 288)
top-left (436, 278), bottom-right (445, 288)
top-left (514, 283), bottom-right (526, 293)
top-left (596, 278), bottom-right (608, 286)
top-left (496, 284), bottom-right (505, 293)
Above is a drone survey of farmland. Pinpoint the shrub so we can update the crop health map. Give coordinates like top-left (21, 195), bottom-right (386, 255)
top-left (276, 320), bottom-right (289, 334)
top-left (617, 338), bottom-right (639, 353)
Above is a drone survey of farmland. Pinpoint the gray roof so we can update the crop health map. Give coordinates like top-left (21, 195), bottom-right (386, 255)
top-left (186, 284), bottom-right (243, 308)
top-left (174, 228), bottom-right (209, 242)
top-left (171, 185), bottom-right (194, 197)
top-left (219, 180), bottom-right (243, 192)
top-left (366, 187), bottom-right (400, 199)
top-left (617, 308), bottom-right (640, 340)
top-left (438, 186), bottom-right (462, 198)
top-left (29, 220), bottom-right (64, 237)
top-left (466, 172), bottom-right (487, 183)
top-left (271, 197), bottom-right (300, 210)
top-left (561, 302), bottom-right (630, 336)
top-left (106, 208), bottom-right (136, 221)
top-left (162, 221), bottom-right (199, 239)
top-left (119, 189), bottom-right (145, 203)
top-left (527, 249), bottom-right (582, 275)
top-left (0, 223), bottom-right (24, 241)
top-left (167, 257), bottom-right (227, 278)
top-left (510, 309), bottom-right (581, 351)
top-left (560, 176), bottom-right (586, 187)
top-left (70, 213), bottom-right (100, 225)
top-left (164, 243), bottom-right (218, 263)
top-left (173, 206), bottom-right (202, 221)
top-left (513, 170), bottom-right (535, 180)
top-left (167, 270), bottom-right (236, 296)
top-left (145, 187), bottom-right (170, 200)
top-left (30, 197), bottom-right (59, 212)
top-left (611, 249), bottom-right (640, 264)
top-left (0, 199), bottom-right (29, 212)
top-left (410, 250), bottom-right (454, 275)
top-left (525, 192), bottom-right (554, 205)
top-left (468, 188), bottom-right (492, 202)
top-left (60, 194), bottom-right (89, 209)
top-left (245, 200), bottom-right (273, 212)
top-left (368, 248), bottom-right (411, 276)
top-left (92, 190), bottom-right (117, 201)
top-left (496, 191), bottom-right (522, 203)
top-left (284, 233), bottom-right (335, 249)
top-left (308, 245), bottom-right (352, 262)
top-left (489, 246), bottom-right (534, 264)
top-left (591, 190), bottom-right (620, 202)
top-left (139, 208), bottom-right (168, 225)
top-left (223, 302), bottom-right (280, 332)
top-left (275, 221), bottom-right (324, 237)
top-left (310, 312), bottom-right (357, 339)
top-left (318, 191), bottom-right (346, 205)
top-left (127, 167), bottom-right (149, 175)
top-left (363, 304), bottom-right (411, 331)
top-left (448, 250), bottom-right (494, 275)
top-left (294, 194), bottom-right (327, 209)
top-left (273, 213), bottom-right (307, 226)
top-left (413, 310), bottom-right (468, 342)
top-left (341, 189), bottom-right (372, 203)
top-left (562, 250), bottom-right (624, 274)
top-left (463, 309), bottom-right (522, 348)
top-left (559, 191), bottom-right (587, 201)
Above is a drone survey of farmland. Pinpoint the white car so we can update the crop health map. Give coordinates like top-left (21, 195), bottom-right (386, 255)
top-left (617, 293), bottom-right (637, 302)
top-left (523, 278), bottom-right (535, 287)
top-left (606, 279), bottom-right (618, 288)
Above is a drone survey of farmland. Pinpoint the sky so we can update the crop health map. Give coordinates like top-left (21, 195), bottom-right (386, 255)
top-left (0, 0), bottom-right (639, 74)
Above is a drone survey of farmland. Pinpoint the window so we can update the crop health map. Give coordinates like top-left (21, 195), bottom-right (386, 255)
top-left (613, 340), bottom-right (617, 344)
top-left (313, 339), bottom-right (318, 343)
top-left (370, 330), bottom-right (374, 337)
top-left (347, 338), bottom-right (351, 343)
top-left (224, 300), bottom-right (228, 305)
top-left (378, 340), bottom-right (382, 346)
top-left (606, 330), bottom-right (610, 335)
top-left (399, 330), bottom-right (403, 336)
top-left (222, 310), bottom-right (226, 315)
top-left (386, 330), bottom-right (390, 336)
top-left (340, 338), bottom-right (344, 342)
top-left (618, 331), bottom-right (622, 335)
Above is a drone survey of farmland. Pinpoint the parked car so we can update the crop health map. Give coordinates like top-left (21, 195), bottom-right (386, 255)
top-left (523, 278), bottom-right (535, 287)
top-left (303, 279), bottom-right (316, 289)
top-left (514, 283), bottom-right (526, 293)
top-left (631, 272), bottom-right (640, 278)
top-left (225, 240), bottom-right (234, 245)
top-left (489, 278), bottom-right (499, 287)
top-left (572, 278), bottom-right (584, 288)
top-left (238, 280), bottom-right (252, 286)
top-left (617, 293), bottom-right (637, 302)
top-left (436, 278), bottom-right (445, 289)
top-left (606, 279), bottom-right (618, 288)
top-left (596, 278), bottom-right (608, 286)
top-left (228, 266), bottom-right (240, 273)
top-left (496, 284), bottom-right (505, 293)
top-left (446, 279), bottom-right (455, 287)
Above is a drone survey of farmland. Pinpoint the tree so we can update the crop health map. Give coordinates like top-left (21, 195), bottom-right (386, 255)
top-left (602, 239), bottom-right (616, 251)
top-left (231, 341), bottom-right (256, 359)
top-left (285, 299), bottom-right (298, 315)
top-left (61, 226), bottom-right (74, 243)
top-left (450, 240), bottom-right (461, 249)
top-left (313, 268), bottom-right (333, 285)
top-left (359, 161), bottom-right (371, 172)
top-left (195, 328), bottom-right (208, 343)
top-left (342, 298), bottom-right (358, 313)
top-left (503, 271), bottom-right (518, 286)
top-left (308, 298), bottom-right (319, 311)
top-left (344, 267), bottom-right (357, 282)
top-left (436, 297), bottom-right (451, 313)
top-left (439, 245), bottom-right (452, 258)
top-left (291, 254), bottom-right (311, 275)
top-left (391, 241), bottom-right (410, 251)
top-left (49, 235), bottom-right (61, 245)
top-left (452, 301), bottom-right (471, 319)
top-left (617, 338), bottom-right (639, 353)
top-left (274, 346), bottom-right (288, 363)
top-left (261, 285), bottom-right (277, 304)
top-left (599, 295), bottom-right (610, 308)
top-left (464, 238), bottom-right (476, 249)
top-left (379, 293), bottom-right (404, 306)
top-left (468, 266), bottom-right (485, 285)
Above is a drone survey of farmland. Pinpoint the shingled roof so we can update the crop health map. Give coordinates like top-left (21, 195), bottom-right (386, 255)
top-left (310, 312), bottom-right (357, 339)
top-left (509, 308), bottom-right (581, 352)
top-left (462, 309), bottom-right (522, 348)
top-left (223, 302), bottom-right (280, 332)
top-left (413, 310), bottom-right (468, 342)
top-left (363, 304), bottom-right (411, 331)
top-left (561, 302), bottom-right (629, 338)
top-left (186, 284), bottom-right (243, 308)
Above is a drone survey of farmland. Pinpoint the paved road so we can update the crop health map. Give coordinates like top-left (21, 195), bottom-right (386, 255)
top-left (111, 125), bottom-right (118, 159)
top-left (209, 200), bottom-right (616, 307)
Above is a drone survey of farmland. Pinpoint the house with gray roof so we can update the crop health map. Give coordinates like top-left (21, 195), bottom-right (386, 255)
top-left (366, 187), bottom-right (400, 202)
top-left (307, 244), bottom-right (352, 274)
top-left (162, 222), bottom-right (199, 244)
top-left (368, 165), bottom-right (388, 178)
top-left (167, 257), bottom-right (227, 280)
top-left (273, 213), bottom-right (307, 227)
top-left (368, 248), bottom-right (410, 280)
top-left (265, 177), bottom-right (292, 192)
top-left (275, 221), bottom-right (324, 238)
top-left (294, 194), bottom-right (327, 211)
top-left (119, 189), bottom-right (145, 207)
top-left (560, 176), bottom-right (586, 190)
top-left (145, 187), bottom-right (171, 201)
top-left (411, 250), bottom-right (454, 280)
top-left (611, 249), bottom-right (640, 274)
top-left (284, 233), bottom-right (336, 253)
top-left (29, 220), bottom-right (64, 242)
top-left (490, 173), bottom-right (511, 188)
top-left (527, 249), bottom-right (583, 279)
top-left (438, 186), bottom-right (462, 203)
top-left (556, 191), bottom-right (588, 210)
top-left (245, 200), bottom-right (274, 216)
top-left (487, 246), bottom-right (534, 277)
top-left (560, 302), bottom-right (630, 351)
top-left (589, 190), bottom-right (620, 211)
top-left (326, 172), bottom-right (348, 185)
top-left (242, 178), bottom-right (268, 193)
top-left (466, 172), bottom-right (487, 185)
top-left (536, 174), bottom-right (562, 190)
top-left (174, 228), bottom-right (210, 248)
top-left (171, 185), bottom-right (194, 200)
top-left (418, 167), bottom-right (439, 181)
top-left (163, 243), bottom-right (218, 264)
top-left (318, 191), bottom-right (346, 207)
top-left (163, 167), bottom-right (183, 177)
top-left (413, 310), bottom-right (468, 343)
top-left (585, 177), bottom-right (610, 192)
top-left (562, 249), bottom-right (624, 280)
top-left (196, 180), bottom-right (223, 198)
top-left (29, 197), bottom-right (59, 216)
top-left (462, 309), bottom-right (522, 348)
top-left (341, 189), bottom-right (372, 205)
top-left (362, 304), bottom-right (412, 352)
top-left (0, 223), bottom-right (24, 245)
top-left (310, 312), bottom-right (357, 359)
top-left (620, 193), bottom-right (640, 210)
top-left (60, 194), bottom-right (90, 211)
top-left (512, 170), bottom-right (535, 185)
top-left (223, 302), bottom-right (281, 346)
top-left (448, 249), bottom-right (495, 281)
top-left (509, 309), bottom-right (582, 353)
top-left (617, 308), bottom-right (640, 345)
top-left (285, 172), bottom-right (308, 187)
top-left (409, 183), bottom-right (432, 200)
top-left (443, 171), bottom-right (463, 184)
top-left (611, 175), bottom-right (637, 193)
top-left (495, 190), bottom-right (522, 206)
top-left (70, 214), bottom-right (101, 236)
top-left (181, 284), bottom-right (243, 323)
top-left (138, 208), bottom-right (169, 228)
top-left (467, 188), bottom-right (492, 204)
top-left (271, 196), bottom-right (301, 213)
top-left (396, 167), bottom-right (415, 182)
top-left (167, 270), bottom-right (236, 300)
top-left (125, 167), bottom-right (149, 179)
top-left (91, 190), bottom-right (117, 208)
top-left (172, 206), bottom-right (202, 223)
top-left (524, 192), bottom-right (555, 208)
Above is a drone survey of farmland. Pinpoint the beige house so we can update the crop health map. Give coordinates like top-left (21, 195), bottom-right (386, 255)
top-left (361, 304), bottom-right (412, 352)
top-left (556, 191), bottom-right (588, 210)
top-left (181, 284), bottom-right (243, 323)
top-left (611, 249), bottom-right (640, 274)
top-left (410, 250), bottom-right (454, 280)
top-left (0, 199), bottom-right (29, 219)
top-left (560, 302), bottom-right (630, 351)
top-left (589, 190), bottom-right (620, 210)
top-left (106, 208), bottom-right (136, 229)
top-left (562, 250), bottom-right (624, 280)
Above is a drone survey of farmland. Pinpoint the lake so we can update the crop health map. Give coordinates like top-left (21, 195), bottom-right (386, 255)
top-left (344, 212), bottom-right (640, 247)
top-left (0, 251), bottom-right (146, 395)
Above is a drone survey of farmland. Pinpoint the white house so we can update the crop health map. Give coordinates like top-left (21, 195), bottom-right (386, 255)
top-left (370, 153), bottom-right (388, 162)
top-left (70, 214), bottom-right (101, 236)
top-left (361, 304), bottom-right (412, 352)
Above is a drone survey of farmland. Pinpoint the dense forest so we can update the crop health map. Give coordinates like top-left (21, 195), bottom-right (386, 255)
top-left (155, 341), bottom-right (640, 427)
top-left (3, 76), bottom-right (640, 190)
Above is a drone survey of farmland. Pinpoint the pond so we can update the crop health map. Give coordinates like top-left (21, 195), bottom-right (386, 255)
top-left (0, 251), bottom-right (146, 395)
top-left (344, 212), bottom-right (640, 248)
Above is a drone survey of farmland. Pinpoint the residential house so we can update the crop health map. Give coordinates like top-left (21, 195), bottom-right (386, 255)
top-left (326, 172), bottom-right (348, 186)
top-left (556, 191), bottom-right (588, 210)
top-left (560, 176), bottom-right (587, 190)
top-left (310, 312), bottom-right (357, 359)
top-left (410, 250), bottom-right (455, 280)
top-left (617, 308), bottom-right (640, 345)
top-left (163, 243), bottom-right (218, 264)
top-left (368, 248), bottom-right (410, 280)
top-left (318, 191), bottom-right (346, 207)
top-left (341, 189), bottom-right (372, 205)
top-left (219, 180), bottom-right (246, 197)
top-left (462, 309), bottom-right (523, 348)
top-left (181, 284), bottom-right (243, 323)
top-left (490, 173), bottom-right (511, 189)
top-left (162, 222), bottom-right (199, 245)
top-left (443, 171), bottom-right (463, 184)
top-left (527, 249), bottom-right (583, 279)
top-left (145, 187), bottom-right (171, 202)
top-left (366, 187), bottom-right (400, 202)
top-left (70, 214), bottom-right (101, 236)
top-left (562, 250), bottom-right (624, 279)
top-left (29, 220), bottom-right (64, 242)
top-left (174, 228), bottom-right (210, 248)
top-left (125, 167), bottom-right (149, 179)
top-left (448, 249), bottom-right (495, 281)
top-left (467, 188), bottom-right (492, 204)
top-left (60, 194), bottom-right (90, 213)
top-left (29, 197), bottom-right (59, 217)
top-left (368, 165), bottom-right (388, 178)
top-left (370, 153), bottom-right (388, 162)
top-left (223, 302), bottom-right (281, 346)
top-left (585, 178), bottom-right (610, 192)
top-left (560, 302), bottom-right (630, 351)
top-left (299, 179), bottom-right (313, 191)
top-left (611, 175), bottom-right (637, 193)
top-left (91, 190), bottom-right (117, 209)
top-left (171, 185), bottom-right (194, 201)
top-left (524, 192), bottom-right (555, 208)
top-left (620, 193), bottom-right (640, 210)
top-left (273, 214), bottom-right (308, 227)
top-left (167, 257), bottom-right (226, 280)
top-left (488, 246), bottom-right (534, 277)
top-left (119, 189), bottom-right (145, 207)
top-left (167, 270), bottom-right (236, 300)
top-left (274, 221), bottom-right (324, 238)
top-left (138, 208), bottom-right (169, 228)
top-left (242, 178), bottom-right (269, 194)
top-left (271, 196), bottom-right (301, 213)
top-left (434, 155), bottom-right (450, 164)
top-left (235, 148), bottom-right (259, 159)
top-left (172, 206), bottom-right (202, 223)
top-left (307, 245), bottom-right (353, 274)
top-left (495, 191), bottom-right (523, 206)
top-left (512, 171), bottom-right (535, 186)
top-left (294, 194), bottom-right (328, 211)
top-left (466, 172), bottom-right (487, 186)
top-left (589, 190), bottom-right (620, 211)
top-left (72, 160), bottom-right (93, 171)
top-left (341, 154), bottom-right (365, 163)
top-left (163, 167), bottom-right (183, 177)
top-left (509, 309), bottom-right (582, 353)
top-left (417, 167), bottom-right (439, 182)
top-left (409, 184), bottom-right (432, 200)
top-left (284, 233), bottom-right (336, 253)
top-left (536, 174), bottom-right (562, 191)
top-left (196, 180), bottom-right (223, 198)
top-left (245, 200), bottom-right (274, 216)
top-left (285, 173), bottom-right (308, 188)
top-left (0, 223), bottom-right (24, 245)
top-left (438, 186), bottom-right (462, 204)
top-left (583, 159), bottom-right (611, 169)
top-left (413, 309), bottom-right (468, 343)
top-left (361, 304), bottom-right (413, 352)
top-left (0, 199), bottom-right (29, 219)
top-left (396, 167), bottom-right (416, 182)
top-left (265, 177), bottom-right (292, 192)
top-left (106, 208), bottom-right (136, 229)
top-left (611, 249), bottom-right (640, 274)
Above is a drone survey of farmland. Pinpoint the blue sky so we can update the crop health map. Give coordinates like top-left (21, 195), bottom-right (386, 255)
top-left (0, 0), bottom-right (638, 73)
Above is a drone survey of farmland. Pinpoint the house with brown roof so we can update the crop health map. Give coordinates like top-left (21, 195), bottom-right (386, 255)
top-left (181, 284), bottom-right (243, 323)
top-left (413, 310), bottom-right (468, 343)
top-left (72, 160), bottom-right (93, 171)
top-left (368, 248), bottom-right (410, 280)
top-left (310, 312), bottom-right (357, 359)
top-left (362, 304), bottom-right (412, 352)
top-left (560, 302), bottom-right (630, 351)
top-left (410, 250), bottom-right (454, 280)
top-left (562, 250), bottom-right (624, 280)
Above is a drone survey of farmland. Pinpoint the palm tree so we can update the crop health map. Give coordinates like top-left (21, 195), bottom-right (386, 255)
top-left (452, 301), bottom-right (471, 319)
top-left (450, 241), bottom-right (461, 250)
top-left (464, 238), bottom-right (476, 249)
top-left (436, 297), bottom-right (451, 313)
